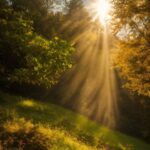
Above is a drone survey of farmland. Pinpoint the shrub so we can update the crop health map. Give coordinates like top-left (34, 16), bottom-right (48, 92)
top-left (0, 119), bottom-right (52, 150)
top-left (0, 7), bottom-right (74, 89)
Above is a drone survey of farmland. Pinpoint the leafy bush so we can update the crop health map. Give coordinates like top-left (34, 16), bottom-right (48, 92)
top-left (0, 119), bottom-right (95, 150)
top-left (0, 7), bottom-right (74, 88)
top-left (12, 36), bottom-right (74, 87)
top-left (0, 119), bottom-right (52, 150)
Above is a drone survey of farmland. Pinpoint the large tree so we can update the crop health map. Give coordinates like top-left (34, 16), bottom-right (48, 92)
top-left (0, 1), bottom-right (74, 88)
top-left (112, 0), bottom-right (150, 97)
top-left (10, 0), bottom-right (67, 39)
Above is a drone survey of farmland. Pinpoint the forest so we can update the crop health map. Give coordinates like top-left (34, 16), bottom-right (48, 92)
top-left (0, 0), bottom-right (150, 149)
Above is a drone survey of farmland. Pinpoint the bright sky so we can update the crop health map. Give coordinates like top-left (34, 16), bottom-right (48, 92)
top-left (85, 0), bottom-right (112, 25)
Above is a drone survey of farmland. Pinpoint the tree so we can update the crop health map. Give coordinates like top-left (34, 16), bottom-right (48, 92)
top-left (10, 0), bottom-right (66, 39)
top-left (112, 0), bottom-right (150, 97)
top-left (0, 3), bottom-right (74, 88)
top-left (62, 0), bottom-right (92, 42)
top-left (0, 7), bottom-right (33, 74)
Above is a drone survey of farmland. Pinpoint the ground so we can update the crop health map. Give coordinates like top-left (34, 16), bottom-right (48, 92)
top-left (0, 91), bottom-right (150, 150)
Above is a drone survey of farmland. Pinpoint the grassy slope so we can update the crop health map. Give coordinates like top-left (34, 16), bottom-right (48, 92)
top-left (0, 91), bottom-right (150, 150)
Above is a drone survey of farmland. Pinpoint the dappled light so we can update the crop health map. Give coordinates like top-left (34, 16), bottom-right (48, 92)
top-left (19, 100), bottom-right (37, 108)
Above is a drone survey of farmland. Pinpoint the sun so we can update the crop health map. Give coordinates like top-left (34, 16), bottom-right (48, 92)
top-left (96, 0), bottom-right (111, 25)
top-left (88, 0), bottom-right (112, 26)
top-left (98, 0), bottom-right (111, 24)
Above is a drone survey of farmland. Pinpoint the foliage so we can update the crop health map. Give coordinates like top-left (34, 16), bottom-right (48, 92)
top-left (113, 40), bottom-right (150, 96)
top-left (11, 36), bottom-right (74, 87)
top-left (111, 0), bottom-right (150, 97)
top-left (0, 119), bottom-right (94, 150)
top-left (11, 0), bottom-right (50, 37)
top-left (0, 5), bottom-right (74, 88)
top-left (63, 0), bottom-right (92, 41)
top-left (10, 0), bottom-right (68, 39)
top-left (0, 119), bottom-right (52, 150)
top-left (0, 7), bottom-right (32, 71)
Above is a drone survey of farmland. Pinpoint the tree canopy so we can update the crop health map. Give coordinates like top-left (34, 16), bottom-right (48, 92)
top-left (0, 0), bottom-right (74, 88)
top-left (112, 0), bottom-right (150, 97)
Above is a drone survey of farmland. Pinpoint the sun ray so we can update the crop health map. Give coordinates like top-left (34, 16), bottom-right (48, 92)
top-left (56, 0), bottom-right (118, 128)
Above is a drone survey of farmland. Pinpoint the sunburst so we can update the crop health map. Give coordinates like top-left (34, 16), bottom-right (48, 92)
top-left (88, 0), bottom-right (112, 26)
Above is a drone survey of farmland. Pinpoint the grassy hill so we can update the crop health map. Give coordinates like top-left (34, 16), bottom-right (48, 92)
top-left (0, 91), bottom-right (150, 150)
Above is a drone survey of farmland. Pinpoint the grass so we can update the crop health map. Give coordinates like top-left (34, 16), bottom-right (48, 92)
top-left (0, 91), bottom-right (150, 150)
